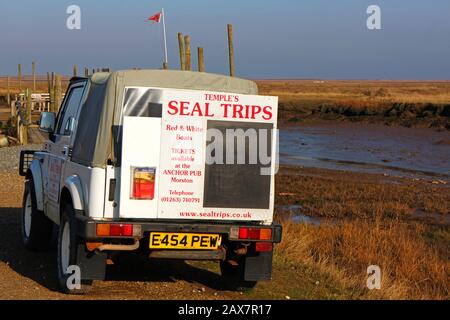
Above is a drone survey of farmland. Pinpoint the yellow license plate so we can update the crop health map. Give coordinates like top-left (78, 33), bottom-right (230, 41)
top-left (149, 232), bottom-right (222, 250)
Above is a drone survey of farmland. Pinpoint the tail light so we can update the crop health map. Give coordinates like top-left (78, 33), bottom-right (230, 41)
top-left (232, 227), bottom-right (273, 241)
top-left (259, 228), bottom-right (272, 240)
top-left (238, 228), bottom-right (248, 239)
top-left (255, 242), bottom-right (273, 252)
top-left (110, 224), bottom-right (133, 236)
top-left (131, 167), bottom-right (155, 200)
top-left (96, 223), bottom-right (141, 237)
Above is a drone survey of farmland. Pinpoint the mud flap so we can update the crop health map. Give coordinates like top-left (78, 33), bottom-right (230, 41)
top-left (244, 251), bottom-right (273, 281)
top-left (76, 244), bottom-right (107, 281)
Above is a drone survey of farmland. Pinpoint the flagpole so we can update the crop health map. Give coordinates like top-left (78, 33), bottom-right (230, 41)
top-left (162, 8), bottom-right (168, 65)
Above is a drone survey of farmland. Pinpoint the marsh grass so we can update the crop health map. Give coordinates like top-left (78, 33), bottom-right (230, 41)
top-left (276, 166), bottom-right (450, 219)
top-left (275, 166), bottom-right (449, 299)
top-left (276, 218), bottom-right (449, 299)
top-left (257, 80), bottom-right (450, 128)
top-left (257, 80), bottom-right (450, 106)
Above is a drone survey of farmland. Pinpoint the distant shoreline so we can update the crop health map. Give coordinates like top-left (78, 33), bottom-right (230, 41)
top-left (255, 79), bottom-right (450, 83)
top-left (257, 79), bottom-right (450, 130)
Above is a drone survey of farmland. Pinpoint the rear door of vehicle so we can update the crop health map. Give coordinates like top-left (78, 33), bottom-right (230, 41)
top-left (156, 89), bottom-right (278, 224)
top-left (118, 87), bottom-right (278, 225)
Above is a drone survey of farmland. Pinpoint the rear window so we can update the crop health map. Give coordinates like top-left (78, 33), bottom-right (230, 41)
top-left (122, 87), bottom-right (163, 118)
top-left (203, 120), bottom-right (273, 209)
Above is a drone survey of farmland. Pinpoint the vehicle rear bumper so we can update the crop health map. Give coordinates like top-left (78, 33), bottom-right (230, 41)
top-left (74, 213), bottom-right (283, 243)
top-left (73, 213), bottom-right (281, 282)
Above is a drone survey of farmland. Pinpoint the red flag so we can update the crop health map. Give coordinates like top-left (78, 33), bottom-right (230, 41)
top-left (148, 12), bottom-right (161, 23)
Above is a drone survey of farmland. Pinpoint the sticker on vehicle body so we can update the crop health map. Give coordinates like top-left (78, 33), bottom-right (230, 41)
top-left (48, 157), bottom-right (63, 203)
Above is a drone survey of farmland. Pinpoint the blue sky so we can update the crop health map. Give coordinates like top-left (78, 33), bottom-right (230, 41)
top-left (0, 0), bottom-right (449, 79)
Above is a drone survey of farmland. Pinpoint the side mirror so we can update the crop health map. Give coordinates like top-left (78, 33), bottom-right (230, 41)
top-left (39, 112), bottom-right (56, 133)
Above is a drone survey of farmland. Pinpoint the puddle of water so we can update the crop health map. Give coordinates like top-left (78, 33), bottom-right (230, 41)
top-left (275, 205), bottom-right (332, 225)
top-left (279, 123), bottom-right (450, 182)
top-left (276, 205), bottom-right (449, 225)
top-left (411, 209), bottom-right (450, 225)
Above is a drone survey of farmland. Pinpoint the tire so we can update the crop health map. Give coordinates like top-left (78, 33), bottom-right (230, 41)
top-left (21, 179), bottom-right (53, 251)
top-left (220, 258), bottom-right (257, 291)
top-left (56, 202), bottom-right (93, 294)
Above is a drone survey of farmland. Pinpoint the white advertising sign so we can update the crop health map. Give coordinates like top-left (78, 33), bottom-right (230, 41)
top-left (156, 90), bottom-right (278, 222)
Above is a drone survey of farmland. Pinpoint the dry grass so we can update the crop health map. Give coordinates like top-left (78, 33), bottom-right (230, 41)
top-left (276, 166), bottom-right (450, 219)
top-left (274, 166), bottom-right (449, 299)
top-left (0, 77), bottom-right (69, 96)
top-left (276, 218), bottom-right (449, 299)
top-left (2, 77), bottom-right (450, 104)
top-left (257, 80), bottom-right (450, 106)
top-left (257, 80), bottom-right (450, 128)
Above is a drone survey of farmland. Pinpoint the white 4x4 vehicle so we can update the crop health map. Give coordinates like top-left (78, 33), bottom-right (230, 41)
top-left (19, 70), bottom-right (282, 293)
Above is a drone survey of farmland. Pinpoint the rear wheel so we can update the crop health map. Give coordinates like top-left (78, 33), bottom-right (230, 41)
top-left (56, 202), bottom-right (93, 294)
top-left (21, 179), bottom-right (53, 251)
top-left (220, 258), bottom-right (257, 291)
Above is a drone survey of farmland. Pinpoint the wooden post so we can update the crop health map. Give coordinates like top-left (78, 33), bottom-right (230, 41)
top-left (52, 72), bottom-right (56, 112)
top-left (178, 33), bottom-right (185, 71)
top-left (73, 64), bottom-right (77, 77)
top-left (14, 93), bottom-right (18, 117)
top-left (22, 88), bottom-right (31, 145)
top-left (47, 72), bottom-right (51, 92)
top-left (7, 76), bottom-right (11, 109)
top-left (48, 72), bottom-right (55, 112)
top-left (227, 24), bottom-right (235, 77)
top-left (27, 88), bottom-right (32, 141)
top-left (55, 74), bottom-right (62, 113)
top-left (25, 88), bottom-right (32, 123)
top-left (198, 47), bottom-right (205, 72)
top-left (18, 64), bottom-right (22, 91)
top-left (184, 35), bottom-right (191, 71)
top-left (32, 61), bottom-right (36, 92)
top-left (12, 94), bottom-right (17, 118)
top-left (46, 72), bottom-right (51, 112)
top-left (18, 120), bottom-right (22, 145)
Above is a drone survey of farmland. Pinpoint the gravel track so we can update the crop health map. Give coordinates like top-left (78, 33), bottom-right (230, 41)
top-left (0, 144), bottom-right (42, 171)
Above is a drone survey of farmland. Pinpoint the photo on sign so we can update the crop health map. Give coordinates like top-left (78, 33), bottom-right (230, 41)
top-left (130, 166), bottom-right (156, 200)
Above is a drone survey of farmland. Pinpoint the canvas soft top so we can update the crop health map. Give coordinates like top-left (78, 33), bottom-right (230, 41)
top-left (71, 70), bottom-right (259, 168)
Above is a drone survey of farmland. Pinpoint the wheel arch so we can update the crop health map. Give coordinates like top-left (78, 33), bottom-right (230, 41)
top-left (25, 160), bottom-right (44, 211)
top-left (61, 175), bottom-right (85, 213)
